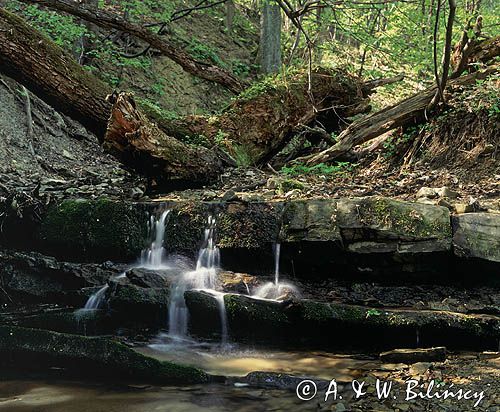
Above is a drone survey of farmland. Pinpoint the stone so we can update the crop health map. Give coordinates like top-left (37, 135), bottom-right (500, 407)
top-left (416, 187), bottom-right (438, 199)
top-left (454, 203), bottom-right (475, 214)
top-left (0, 326), bottom-right (209, 383)
top-left (409, 362), bottom-right (432, 376)
top-left (39, 199), bottom-right (149, 261)
top-left (185, 291), bottom-right (499, 350)
top-left (380, 347), bottom-right (446, 364)
top-left (129, 187), bottom-right (144, 199)
top-left (436, 187), bottom-right (459, 199)
top-left (221, 189), bottom-right (237, 202)
top-left (453, 213), bottom-right (500, 262)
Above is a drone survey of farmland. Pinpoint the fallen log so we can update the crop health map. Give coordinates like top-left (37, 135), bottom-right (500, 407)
top-left (0, 7), bottom-right (111, 136)
top-left (17, 0), bottom-right (244, 93)
top-left (298, 64), bottom-right (499, 166)
top-left (145, 68), bottom-right (369, 165)
top-left (0, 9), bottom-right (223, 185)
top-left (105, 93), bottom-right (223, 184)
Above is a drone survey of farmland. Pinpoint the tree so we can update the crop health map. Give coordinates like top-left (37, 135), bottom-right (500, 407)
top-left (260, 0), bottom-right (282, 73)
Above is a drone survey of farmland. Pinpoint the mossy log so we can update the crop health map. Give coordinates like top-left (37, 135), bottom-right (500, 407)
top-left (0, 9), bottom-right (224, 184)
top-left (0, 326), bottom-right (209, 383)
top-left (105, 93), bottom-right (223, 184)
top-left (148, 68), bottom-right (370, 165)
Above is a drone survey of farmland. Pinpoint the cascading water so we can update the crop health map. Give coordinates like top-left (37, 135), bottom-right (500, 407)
top-left (140, 210), bottom-right (170, 269)
top-left (254, 242), bottom-right (300, 301)
top-left (79, 209), bottom-right (171, 311)
top-left (168, 215), bottom-right (228, 344)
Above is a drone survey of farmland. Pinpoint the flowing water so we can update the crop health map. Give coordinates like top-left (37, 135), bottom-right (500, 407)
top-left (80, 210), bottom-right (172, 312)
top-left (253, 243), bottom-right (300, 301)
top-left (168, 215), bottom-right (228, 343)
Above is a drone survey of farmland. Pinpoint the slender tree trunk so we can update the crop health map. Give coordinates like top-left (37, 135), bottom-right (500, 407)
top-left (260, 0), bottom-right (282, 73)
top-left (225, 0), bottom-right (235, 33)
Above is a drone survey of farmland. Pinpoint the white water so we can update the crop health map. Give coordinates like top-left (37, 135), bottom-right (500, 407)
top-left (140, 210), bottom-right (171, 269)
top-left (168, 215), bottom-right (228, 344)
top-left (254, 242), bottom-right (300, 301)
top-left (80, 209), bottom-right (171, 311)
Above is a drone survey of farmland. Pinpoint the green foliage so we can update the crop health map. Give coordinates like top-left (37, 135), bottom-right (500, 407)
top-left (382, 127), bottom-right (418, 158)
top-left (187, 37), bottom-right (226, 68)
top-left (136, 98), bottom-right (179, 122)
top-left (281, 162), bottom-right (357, 177)
top-left (231, 145), bottom-right (254, 167)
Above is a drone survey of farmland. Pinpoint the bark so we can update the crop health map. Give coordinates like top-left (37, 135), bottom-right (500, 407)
top-left (105, 93), bottom-right (223, 185)
top-left (451, 35), bottom-right (500, 78)
top-left (0, 9), bottom-right (223, 184)
top-left (144, 68), bottom-right (369, 165)
top-left (17, 0), bottom-right (244, 93)
top-left (0, 8), bottom-right (111, 137)
top-left (298, 64), bottom-right (499, 166)
top-left (260, 0), bottom-right (282, 73)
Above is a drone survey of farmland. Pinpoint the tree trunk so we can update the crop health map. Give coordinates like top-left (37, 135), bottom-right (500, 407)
top-left (105, 93), bottom-right (223, 185)
top-left (297, 64), bottom-right (499, 166)
top-left (17, 0), bottom-right (244, 93)
top-left (260, 0), bottom-right (282, 73)
top-left (225, 0), bottom-right (235, 33)
top-left (0, 8), bottom-right (224, 184)
top-left (0, 7), bottom-right (111, 136)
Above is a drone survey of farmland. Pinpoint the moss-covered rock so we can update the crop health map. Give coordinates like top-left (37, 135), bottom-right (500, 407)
top-left (335, 197), bottom-right (452, 258)
top-left (281, 199), bottom-right (341, 242)
top-left (39, 199), bottom-right (149, 261)
top-left (184, 291), bottom-right (499, 350)
top-left (0, 326), bottom-right (209, 383)
top-left (453, 213), bottom-right (500, 262)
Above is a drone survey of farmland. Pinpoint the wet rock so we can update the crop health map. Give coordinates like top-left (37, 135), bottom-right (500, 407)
top-left (241, 371), bottom-right (330, 391)
top-left (453, 213), bottom-right (500, 262)
top-left (185, 291), bottom-right (500, 350)
top-left (218, 271), bottom-right (259, 294)
top-left (125, 268), bottom-right (174, 289)
top-left (107, 276), bottom-right (171, 326)
top-left (380, 347), bottom-right (446, 364)
top-left (0, 250), bottom-right (122, 304)
top-left (221, 189), bottom-right (237, 202)
top-left (0, 326), bottom-right (209, 383)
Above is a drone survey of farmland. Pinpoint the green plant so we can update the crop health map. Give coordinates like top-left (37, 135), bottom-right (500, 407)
top-left (281, 162), bottom-right (357, 176)
top-left (187, 38), bottom-right (226, 68)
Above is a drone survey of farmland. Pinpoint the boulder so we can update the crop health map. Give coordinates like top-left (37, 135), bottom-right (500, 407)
top-left (452, 213), bottom-right (500, 262)
top-left (0, 326), bottom-right (209, 383)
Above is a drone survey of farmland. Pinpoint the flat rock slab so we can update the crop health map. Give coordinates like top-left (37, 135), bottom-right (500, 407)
top-left (380, 347), bottom-right (447, 364)
top-left (0, 326), bottom-right (209, 384)
top-left (185, 291), bottom-right (500, 350)
top-left (453, 213), bottom-right (500, 262)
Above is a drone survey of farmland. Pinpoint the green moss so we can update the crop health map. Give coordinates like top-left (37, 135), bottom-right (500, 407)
top-left (224, 295), bottom-right (289, 325)
top-left (40, 199), bottom-right (148, 261)
top-left (0, 326), bottom-right (209, 383)
top-left (357, 197), bottom-right (451, 239)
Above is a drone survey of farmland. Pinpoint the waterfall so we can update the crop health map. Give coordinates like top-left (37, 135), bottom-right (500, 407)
top-left (140, 210), bottom-right (170, 269)
top-left (254, 242), bottom-right (300, 301)
top-left (80, 209), bottom-right (170, 311)
top-left (168, 215), bottom-right (228, 344)
top-left (274, 242), bottom-right (280, 286)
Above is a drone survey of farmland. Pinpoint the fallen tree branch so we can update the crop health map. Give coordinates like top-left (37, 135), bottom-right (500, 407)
top-left (295, 63), bottom-right (499, 166)
top-left (16, 0), bottom-right (244, 93)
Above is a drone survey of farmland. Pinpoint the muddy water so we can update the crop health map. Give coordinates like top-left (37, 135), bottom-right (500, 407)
top-left (139, 341), bottom-right (378, 380)
top-left (0, 344), bottom-right (379, 412)
top-left (0, 380), bottom-right (316, 412)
